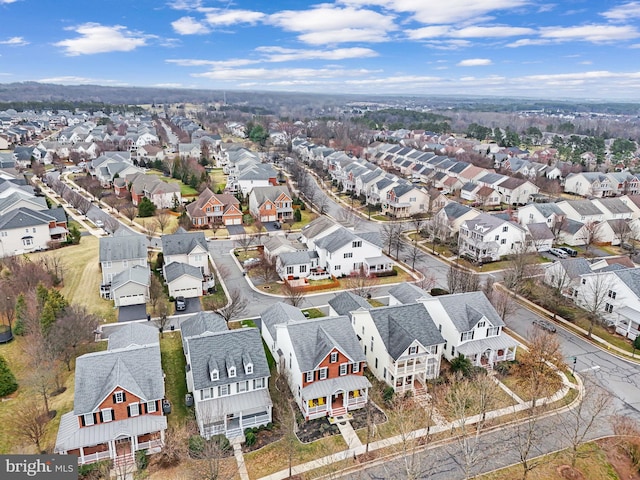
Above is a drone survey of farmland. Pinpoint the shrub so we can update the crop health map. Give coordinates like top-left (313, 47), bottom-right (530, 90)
top-left (450, 355), bottom-right (473, 377)
top-left (0, 355), bottom-right (18, 397)
top-left (430, 287), bottom-right (450, 296)
top-left (78, 460), bottom-right (111, 480)
top-left (138, 197), bottom-right (156, 217)
top-left (245, 430), bottom-right (256, 446)
top-left (135, 450), bottom-right (148, 470)
top-left (383, 386), bottom-right (395, 405)
top-left (188, 435), bottom-right (205, 458)
top-left (294, 209), bottom-right (302, 222)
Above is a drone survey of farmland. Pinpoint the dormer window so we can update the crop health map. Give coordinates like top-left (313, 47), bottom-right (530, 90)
top-left (229, 366), bottom-right (236, 378)
top-left (330, 352), bottom-right (338, 363)
top-left (477, 321), bottom-right (486, 328)
top-left (245, 363), bottom-right (253, 375)
top-left (211, 369), bottom-right (219, 381)
top-left (409, 345), bottom-right (418, 355)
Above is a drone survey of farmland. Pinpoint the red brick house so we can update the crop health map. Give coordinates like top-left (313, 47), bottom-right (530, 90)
top-left (186, 187), bottom-right (243, 227)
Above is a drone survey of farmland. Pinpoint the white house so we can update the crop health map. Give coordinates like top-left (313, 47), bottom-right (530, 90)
top-left (0, 207), bottom-right (68, 257)
top-left (458, 212), bottom-right (527, 262)
top-left (351, 303), bottom-right (445, 394)
top-left (382, 183), bottom-right (430, 218)
top-left (181, 312), bottom-right (272, 439)
top-left (495, 177), bottom-right (539, 205)
top-left (111, 265), bottom-right (151, 307)
top-left (544, 258), bottom-right (593, 297)
top-left (517, 203), bottom-right (565, 228)
top-left (432, 202), bottom-right (480, 238)
top-left (161, 229), bottom-right (210, 277)
top-left (564, 172), bottom-right (613, 198)
top-left (164, 262), bottom-right (204, 299)
top-left (421, 292), bottom-right (519, 368)
top-left (99, 231), bottom-right (148, 290)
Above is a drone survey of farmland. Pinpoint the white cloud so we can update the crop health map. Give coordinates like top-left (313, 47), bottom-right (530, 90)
top-left (408, 25), bottom-right (534, 40)
top-left (0, 0), bottom-right (19, 4)
top-left (269, 5), bottom-right (396, 44)
top-left (255, 46), bottom-right (378, 62)
top-left (193, 66), bottom-right (377, 81)
top-left (167, 0), bottom-right (203, 10)
top-left (0, 36), bottom-right (29, 46)
top-left (38, 75), bottom-right (125, 85)
top-left (423, 39), bottom-right (472, 50)
top-left (601, 2), bottom-right (640, 21)
top-left (457, 58), bottom-right (492, 66)
top-left (204, 9), bottom-right (266, 26)
top-left (540, 24), bottom-right (640, 42)
top-left (167, 58), bottom-right (256, 68)
top-left (338, 0), bottom-right (529, 25)
top-left (171, 16), bottom-right (209, 35)
top-left (54, 23), bottom-right (149, 56)
top-left (152, 83), bottom-right (185, 88)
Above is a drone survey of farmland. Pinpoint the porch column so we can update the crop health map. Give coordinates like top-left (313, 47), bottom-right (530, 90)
top-left (109, 440), bottom-right (116, 459)
top-left (160, 428), bottom-right (165, 446)
top-left (131, 434), bottom-right (137, 452)
top-left (79, 446), bottom-right (85, 464)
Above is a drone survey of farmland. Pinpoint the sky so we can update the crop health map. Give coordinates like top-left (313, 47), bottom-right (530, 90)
top-left (2, 0), bottom-right (640, 100)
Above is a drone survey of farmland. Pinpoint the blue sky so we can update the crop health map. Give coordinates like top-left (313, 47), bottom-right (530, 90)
top-left (2, 0), bottom-right (640, 100)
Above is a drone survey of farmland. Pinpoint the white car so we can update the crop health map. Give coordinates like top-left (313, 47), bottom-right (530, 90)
top-left (549, 248), bottom-right (568, 259)
top-left (94, 220), bottom-right (104, 228)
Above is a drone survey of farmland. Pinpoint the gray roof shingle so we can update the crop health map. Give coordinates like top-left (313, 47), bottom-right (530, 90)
top-left (328, 291), bottom-right (371, 316)
top-left (161, 230), bottom-right (207, 256)
top-left (436, 292), bottom-right (504, 332)
top-left (100, 232), bottom-right (147, 262)
top-left (261, 302), bottom-right (307, 341)
top-left (388, 283), bottom-right (430, 304)
top-left (164, 261), bottom-right (203, 283)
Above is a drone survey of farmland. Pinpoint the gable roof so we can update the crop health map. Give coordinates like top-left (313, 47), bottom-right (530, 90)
top-left (99, 232), bottom-right (147, 262)
top-left (111, 264), bottom-right (150, 290)
top-left (286, 316), bottom-right (365, 371)
top-left (556, 257), bottom-right (593, 278)
top-left (526, 222), bottom-right (554, 240)
top-left (0, 206), bottom-right (60, 230)
top-left (315, 227), bottom-right (359, 253)
top-left (300, 216), bottom-right (336, 240)
top-left (442, 202), bottom-right (473, 220)
top-left (614, 268), bottom-right (640, 297)
top-left (436, 291), bottom-right (504, 332)
top-left (107, 323), bottom-right (159, 349)
top-left (279, 250), bottom-right (318, 266)
top-left (161, 230), bottom-right (207, 256)
top-left (388, 283), bottom-right (430, 304)
top-left (368, 303), bottom-right (444, 360)
top-left (328, 291), bottom-right (371, 316)
top-left (564, 200), bottom-right (603, 216)
top-left (249, 185), bottom-right (291, 204)
top-left (261, 302), bottom-right (307, 341)
top-left (164, 261), bottom-right (204, 283)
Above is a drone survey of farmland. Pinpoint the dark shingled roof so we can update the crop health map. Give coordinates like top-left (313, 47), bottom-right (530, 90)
top-left (328, 291), bottom-right (371, 316)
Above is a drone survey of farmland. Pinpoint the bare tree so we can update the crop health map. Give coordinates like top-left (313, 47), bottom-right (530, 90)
top-left (234, 233), bottom-right (253, 254)
top-left (103, 214), bottom-right (120, 234)
top-left (148, 275), bottom-right (164, 315)
top-left (214, 289), bottom-right (248, 322)
top-left (551, 214), bottom-right (568, 244)
top-left (48, 305), bottom-right (100, 371)
top-left (415, 271), bottom-right (437, 291)
top-left (381, 220), bottom-right (404, 258)
top-left (122, 203), bottom-right (138, 224)
top-left (447, 264), bottom-right (480, 293)
top-left (559, 373), bottom-right (612, 468)
top-left (503, 244), bottom-right (542, 293)
top-left (75, 194), bottom-right (92, 217)
top-left (610, 218), bottom-right (635, 249)
top-left (255, 251), bottom-right (279, 284)
top-left (156, 298), bottom-right (171, 337)
top-left (343, 265), bottom-right (379, 298)
top-left (577, 273), bottom-right (616, 337)
top-left (282, 282), bottom-right (305, 307)
top-left (9, 398), bottom-right (49, 452)
top-left (490, 289), bottom-right (517, 323)
top-left (155, 211), bottom-right (172, 234)
top-left (579, 220), bottom-right (603, 253)
top-left (405, 240), bottom-right (425, 271)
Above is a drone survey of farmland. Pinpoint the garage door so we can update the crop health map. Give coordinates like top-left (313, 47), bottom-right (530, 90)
top-left (172, 286), bottom-right (200, 298)
top-left (224, 217), bottom-right (242, 225)
top-left (262, 215), bottom-right (276, 222)
top-left (118, 293), bottom-right (146, 306)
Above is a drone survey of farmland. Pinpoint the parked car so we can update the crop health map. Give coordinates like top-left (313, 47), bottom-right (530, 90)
top-left (549, 248), bottom-right (568, 259)
top-left (559, 247), bottom-right (578, 257)
top-left (532, 318), bottom-right (557, 333)
top-left (243, 257), bottom-right (260, 268)
top-left (94, 219), bottom-right (104, 228)
top-left (273, 222), bottom-right (281, 230)
top-left (175, 296), bottom-right (186, 311)
top-left (622, 242), bottom-right (634, 252)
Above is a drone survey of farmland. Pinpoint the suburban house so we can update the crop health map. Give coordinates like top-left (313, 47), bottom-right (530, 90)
top-left (458, 212), bottom-right (527, 262)
top-left (276, 250), bottom-right (322, 280)
top-left (351, 302), bottom-right (445, 393)
top-left (564, 172), bottom-right (613, 197)
top-left (111, 264), bottom-right (151, 307)
top-left (248, 185), bottom-right (293, 223)
top-left (422, 292), bottom-right (519, 368)
top-left (517, 203), bottom-right (565, 228)
top-left (121, 173), bottom-right (182, 210)
top-left (263, 236), bottom-right (305, 260)
top-left (299, 216), bottom-right (342, 250)
top-left (388, 283), bottom-right (431, 306)
top-left (495, 177), bottom-right (539, 205)
top-left (556, 200), bottom-right (605, 224)
top-left (99, 231), bottom-right (148, 296)
top-left (382, 183), bottom-right (429, 218)
top-left (0, 206), bottom-right (68, 257)
top-left (328, 291), bottom-right (372, 317)
top-left (575, 267), bottom-right (640, 339)
top-left (55, 323), bottom-right (167, 466)
top-left (161, 229), bottom-right (210, 277)
top-left (544, 258), bottom-right (593, 297)
top-left (432, 202), bottom-right (480, 238)
top-left (261, 304), bottom-right (370, 420)
top-left (186, 187), bottom-right (243, 227)
top-left (181, 312), bottom-right (272, 439)
top-left (525, 222), bottom-right (554, 251)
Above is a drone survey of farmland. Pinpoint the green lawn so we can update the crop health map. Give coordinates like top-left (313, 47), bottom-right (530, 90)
top-left (208, 168), bottom-right (227, 192)
top-left (301, 308), bottom-right (324, 318)
top-left (290, 209), bottom-right (317, 229)
top-left (146, 169), bottom-right (199, 196)
top-left (160, 332), bottom-right (190, 426)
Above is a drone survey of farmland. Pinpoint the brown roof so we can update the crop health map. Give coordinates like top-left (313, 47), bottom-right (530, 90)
top-left (186, 188), bottom-right (239, 218)
top-left (476, 186), bottom-right (495, 197)
top-left (606, 256), bottom-right (636, 269)
top-left (497, 177), bottom-right (527, 190)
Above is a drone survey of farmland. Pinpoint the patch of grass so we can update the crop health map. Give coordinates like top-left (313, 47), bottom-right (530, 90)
top-left (301, 308), bottom-right (324, 318)
top-left (290, 210), bottom-right (318, 230)
top-left (368, 299), bottom-right (385, 307)
top-left (160, 332), bottom-right (190, 426)
top-left (371, 214), bottom-right (391, 221)
top-left (146, 169), bottom-right (199, 196)
top-left (24, 236), bottom-right (115, 322)
top-left (208, 168), bottom-right (227, 192)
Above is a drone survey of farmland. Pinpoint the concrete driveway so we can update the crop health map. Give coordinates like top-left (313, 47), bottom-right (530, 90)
top-left (263, 222), bottom-right (282, 232)
top-left (226, 225), bottom-right (245, 235)
top-left (118, 304), bottom-right (148, 322)
top-left (175, 297), bottom-right (202, 315)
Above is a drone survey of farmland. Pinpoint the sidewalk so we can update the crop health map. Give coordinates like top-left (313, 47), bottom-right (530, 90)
top-left (258, 372), bottom-right (581, 480)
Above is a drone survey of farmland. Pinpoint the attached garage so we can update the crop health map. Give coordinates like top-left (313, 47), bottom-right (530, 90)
top-left (117, 293), bottom-right (146, 306)
top-left (111, 265), bottom-right (151, 308)
top-left (164, 261), bottom-right (204, 299)
top-left (224, 216), bottom-right (242, 225)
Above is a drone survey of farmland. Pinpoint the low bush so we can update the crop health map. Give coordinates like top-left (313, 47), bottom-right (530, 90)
top-left (430, 287), bottom-right (450, 296)
top-left (245, 430), bottom-right (256, 446)
top-left (135, 450), bottom-right (148, 470)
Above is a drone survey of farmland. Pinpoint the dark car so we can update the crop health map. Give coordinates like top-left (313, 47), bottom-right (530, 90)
top-left (533, 318), bottom-right (557, 333)
top-left (559, 246), bottom-right (578, 257)
top-left (175, 296), bottom-right (186, 311)
top-left (273, 222), bottom-right (281, 229)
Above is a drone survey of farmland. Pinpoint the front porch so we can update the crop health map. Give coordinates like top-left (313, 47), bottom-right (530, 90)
top-left (456, 334), bottom-right (519, 369)
top-left (364, 256), bottom-right (394, 275)
top-left (301, 376), bottom-right (371, 420)
top-left (615, 307), bottom-right (640, 341)
top-left (64, 430), bottom-right (164, 465)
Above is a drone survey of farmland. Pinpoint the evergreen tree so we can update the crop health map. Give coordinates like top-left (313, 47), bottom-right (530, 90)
top-left (138, 197), bottom-right (156, 217)
top-left (0, 355), bottom-right (18, 397)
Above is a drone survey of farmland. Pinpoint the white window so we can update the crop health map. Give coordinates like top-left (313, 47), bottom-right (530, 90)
top-left (319, 368), bottom-right (328, 380)
top-left (608, 290), bottom-right (617, 299)
top-left (502, 226), bottom-right (508, 232)
top-left (306, 371), bottom-right (313, 382)
top-left (409, 345), bottom-right (417, 355)
top-left (202, 388), bottom-right (212, 400)
top-left (299, 265), bottom-right (307, 273)
top-left (339, 364), bottom-right (347, 376)
top-left (487, 326), bottom-right (499, 336)
top-left (495, 235), bottom-right (499, 241)
top-left (146, 401), bottom-right (156, 413)
top-left (245, 364), bottom-right (253, 375)
top-left (344, 252), bottom-right (353, 258)
top-left (334, 265), bottom-right (341, 271)
top-left (352, 362), bottom-right (360, 373)
top-left (254, 378), bottom-right (265, 389)
top-left (0, 231), bottom-right (6, 237)
top-left (114, 391), bottom-right (124, 403)
top-left (605, 303), bottom-right (614, 313)
top-left (237, 381), bottom-right (248, 393)
top-left (370, 336), bottom-right (374, 352)
top-left (104, 261), bottom-right (112, 268)
top-left (101, 409), bottom-right (113, 423)
top-left (129, 403), bottom-right (140, 417)
top-left (478, 321), bottom-right (485, 328)
top-left (330, 352), bottom-right (338, 363)
top-left (219, 384), bottom-right (229, 396)
top-left (211, 369), bottom-right (219, 381)
top-left (352, 241), bottom-right (362, 248)
top-left (461, 331), bottom-right (474, 341)
top-left (84, 413), bottom-right (95, 426)
top-left (229, 366), bottom-right (236, 378)
top-left (501, 238), bottom-right (506, 245)
top-left (22, 237), bottom-right (33, 247)
top-left (287, 266), bottom-right (294, 275)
